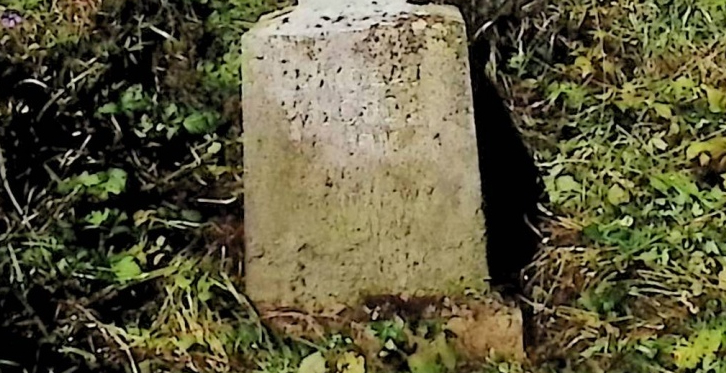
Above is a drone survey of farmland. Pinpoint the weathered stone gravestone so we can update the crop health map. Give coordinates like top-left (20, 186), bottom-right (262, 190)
top-left (242, 0), bottom-right (523, 358)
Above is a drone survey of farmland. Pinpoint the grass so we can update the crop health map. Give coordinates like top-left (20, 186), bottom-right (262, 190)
top-left (493, 0), bottom-right (726, 371)
top-left (2, 0), bottom-right (726, 372)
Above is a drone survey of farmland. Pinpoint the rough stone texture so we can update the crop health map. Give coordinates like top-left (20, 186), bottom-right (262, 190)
top-left (242, 0), bottom-right (487, 310)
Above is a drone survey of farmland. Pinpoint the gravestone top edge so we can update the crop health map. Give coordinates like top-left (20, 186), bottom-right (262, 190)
top-left (299, 0), bottom-right (405, 7)
top-left (245, 0), bottom-right (465, 38)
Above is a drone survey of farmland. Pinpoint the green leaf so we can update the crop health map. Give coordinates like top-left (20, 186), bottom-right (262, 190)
top-left (636, 249), bottom-right (659, 265)
top-left (120, 84), bottom-right (149, 112)
top-left (197, 275), bottom-right (213, 302)
top-left (704, 241), bottom-right (720, 255)
top-left (652, 103), bottom-right (672, 119)
top-left (207, 142), bottom-right (223, 155)
top-left (692, 202), bottom-right (704, 217)
top-left (85, 209), bottom-right (111, 227)
top-left (370, 320), bottom-right (406, 343)
top-left (97, 103), bottom-right (120, 115)
top-left (430, 335), bottom-right (456, 371)
top-left (574, 56), bottom-right (593, 77)
top-left (298, 351), bottom-right (326, 373)
top-left (686, 137), bottom-right (726, 160)
top-left (174, 335), bottom-right (196, 352)
top-left (407, 354), bottom-right (442, 373)
top-left (407, 335), bottom-right (456, 373)
top-left (77, 172), bottom-right (102, 187)
top-left (672, 76), bottom-right (696, 100)
top-left (336, 352), bottom-right (365, 373)
top-left (556, 175), bottom-right (580, 192)
top-left (649, 175), bottom-right (670, 194)
top-left (111, 256), bottom-right (142, 283)
top-left (673, 328), bottom-right (723, 370)
top-left (703, 85), bottom-right (726, 113)
top-left (183, 111), bottom-right (219, 135)
top-left (164, 103), bottom-right (179, 118)
top-left (651, 137), bottom-right (668, 151)
top-left (104, 168), bottom-right (128, 196)
top-left (607, 184), bottom-right (630, 205)
top-left (58, 169), bottom-right (128, 200)
top-left (582, 224), bottom-right (602, 241)
top-left (174, 274), bottom-right (193, 290)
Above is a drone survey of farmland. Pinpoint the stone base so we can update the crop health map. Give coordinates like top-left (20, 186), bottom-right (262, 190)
top-left (257, 294), bottom-right (525, 362)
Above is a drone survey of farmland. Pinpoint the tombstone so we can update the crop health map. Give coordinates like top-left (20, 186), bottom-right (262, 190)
top-left (241, 0), bottom-right (523, 358)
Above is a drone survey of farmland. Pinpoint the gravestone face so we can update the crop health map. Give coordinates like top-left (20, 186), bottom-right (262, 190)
top-left (241, 0), bottom-right (487, 309)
